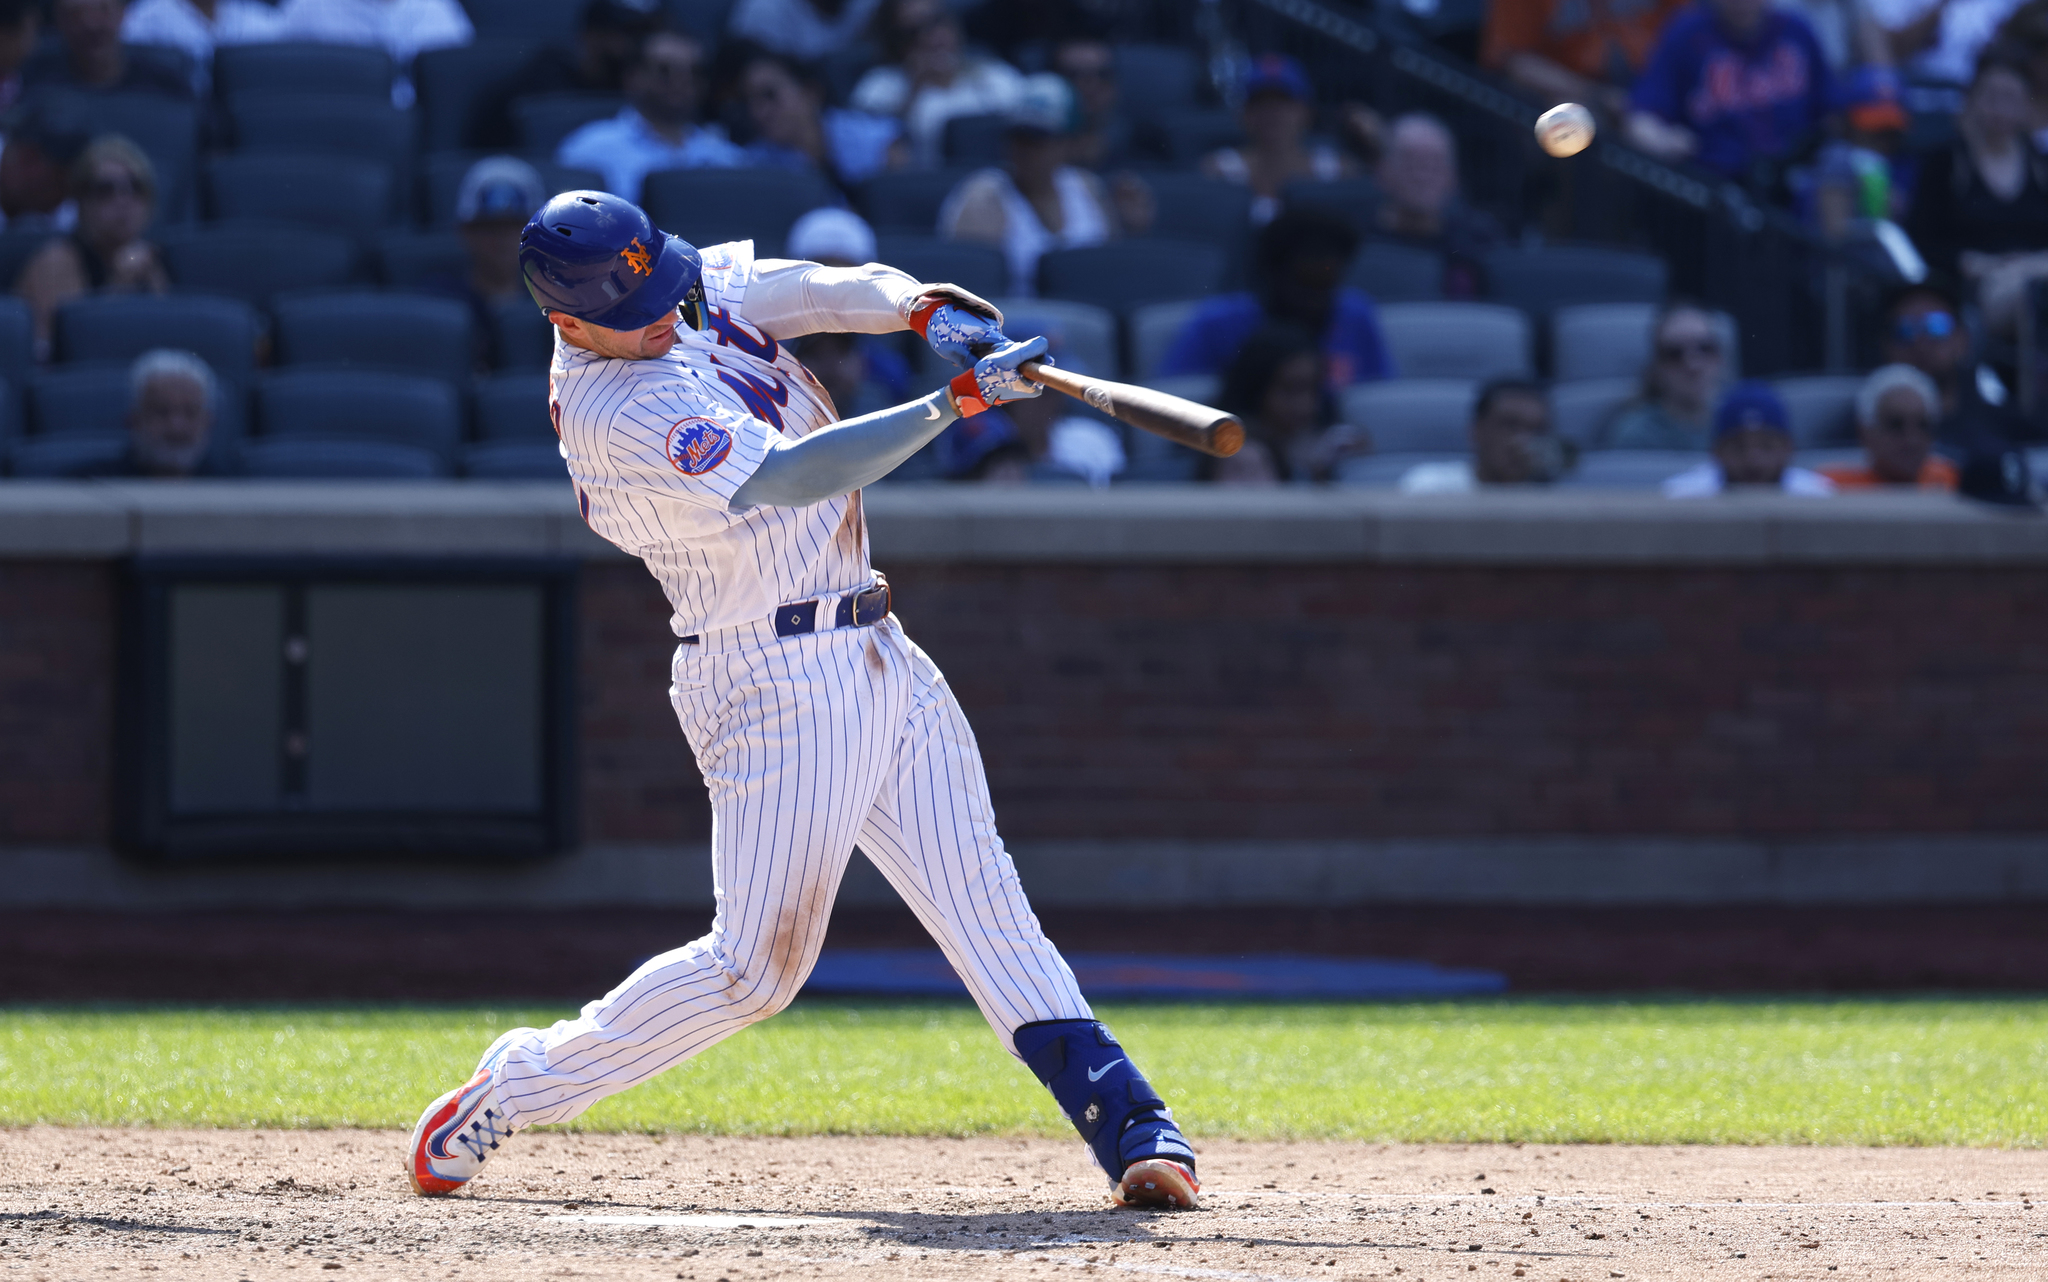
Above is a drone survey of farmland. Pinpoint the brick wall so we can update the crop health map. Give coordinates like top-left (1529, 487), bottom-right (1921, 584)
top-left (0, 561), bottom-right (114, 842)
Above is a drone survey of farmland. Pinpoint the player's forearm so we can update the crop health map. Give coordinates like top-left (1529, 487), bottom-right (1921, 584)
top-left (728, 390), bottom-right (959, 510)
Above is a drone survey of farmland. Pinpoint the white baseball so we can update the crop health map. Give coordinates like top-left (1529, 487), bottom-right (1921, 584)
top-left (1535, 102), bottom-right (1596, 158)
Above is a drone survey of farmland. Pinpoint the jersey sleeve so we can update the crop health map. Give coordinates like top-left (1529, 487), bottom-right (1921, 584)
top-left (573, 379), bottom-right (772, 516)
top-left (740, 258), bottom-right (925, 340)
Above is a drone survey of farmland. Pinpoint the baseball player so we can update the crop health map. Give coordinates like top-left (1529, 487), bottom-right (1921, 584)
top-left (404, 191), bottom-right (1199, 1211)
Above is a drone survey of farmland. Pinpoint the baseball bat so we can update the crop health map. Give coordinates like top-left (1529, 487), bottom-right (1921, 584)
top-left (1019, 361), bottom-right (1244, 458)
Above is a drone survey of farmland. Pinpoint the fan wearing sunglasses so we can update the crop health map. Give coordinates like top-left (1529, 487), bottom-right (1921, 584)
top-left (1602, 300), bottom-right (1728, 450)
top-left (14, 133), bottom-right (166, 361)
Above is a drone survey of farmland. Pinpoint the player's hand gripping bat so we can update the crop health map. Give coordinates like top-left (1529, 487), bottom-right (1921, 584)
top-left (1016, 361), bottom-right (1244, 459)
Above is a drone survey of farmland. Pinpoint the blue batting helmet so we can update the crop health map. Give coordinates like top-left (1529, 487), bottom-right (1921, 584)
top-left (518, 190), bottom-right (704, 330)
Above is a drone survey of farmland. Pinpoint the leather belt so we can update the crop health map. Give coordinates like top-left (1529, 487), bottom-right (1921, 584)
top-left (681, 576), bottom-right (891, 645)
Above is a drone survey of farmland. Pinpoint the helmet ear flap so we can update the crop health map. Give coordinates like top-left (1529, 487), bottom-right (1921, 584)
top-left (679, 282), bottom-right (707, 331)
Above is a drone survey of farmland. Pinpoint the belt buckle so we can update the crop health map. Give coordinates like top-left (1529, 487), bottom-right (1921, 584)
top-left (850, 582), bottom-right (890, 627)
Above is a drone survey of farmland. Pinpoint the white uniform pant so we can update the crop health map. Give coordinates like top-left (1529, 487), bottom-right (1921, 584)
top-left (487, 616), bottom-right (1092, 1131)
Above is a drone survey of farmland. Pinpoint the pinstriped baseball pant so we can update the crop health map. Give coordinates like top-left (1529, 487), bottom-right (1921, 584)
top-left (486, 615), bottom-right (1093, 1130)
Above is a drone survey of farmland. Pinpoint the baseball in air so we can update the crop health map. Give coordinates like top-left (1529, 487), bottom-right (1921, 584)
top-left (1535, 102), bottom-right (1596, 157)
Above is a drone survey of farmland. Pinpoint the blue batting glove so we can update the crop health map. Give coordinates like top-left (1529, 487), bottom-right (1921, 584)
top-left (948, 335), bottom-right (1050, 416)
top-left (918, 303), bottom-right (1009, 370)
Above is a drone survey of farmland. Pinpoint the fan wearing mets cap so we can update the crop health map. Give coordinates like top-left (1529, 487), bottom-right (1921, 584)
top-left (403, 190), bottom-right (1200, 1212)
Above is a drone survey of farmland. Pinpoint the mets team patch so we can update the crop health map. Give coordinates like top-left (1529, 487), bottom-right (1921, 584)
top-left (667, 417), bottom-right (734, 475)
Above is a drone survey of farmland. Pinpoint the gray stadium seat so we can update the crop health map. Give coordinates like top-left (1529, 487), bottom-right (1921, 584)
top-left (1485, 246), bottom-right (1668, 316)
top-left (511, 93), bottom-right (623, 152)
top-left (255, 370), bottom-right (463, 457)
top-left (0, 294), bottom-right (35, 394)
top-left (873, 235), bottom-right (1005, 301)
top-left (230, 94), bottom-right (413, 175)
top-left (1128, 299), bottom-right (1201, 381)
top-left (989, 298), bottom-right (1117, 380)
top-left (29, 362), bottom-right (247, 445)
top-left (642, 169), bottom-right (838, 259)
top-left (1038, 239), bottom-right (1226, 312)
top-left (490, 297), bottom-right (555, 370)
top-left (1795, 447), bottom-right (1865, 471)
top-left (7, 432), bottom-right (127, 477)
top-left (159, 222), bottom-right (358, 305)
top-left (1154, 107), bottom-right (1240, 166)
top-left (1339, 379), bottom-right (1476, 454)
top-left (464, 0), bottom-right (580, 42)
top-left (419, 152), bottom-right (601, 227)
top-left (413, 39), bottom-right (540, 153)
top-left (1549, 376), bottom-right (1637, 448)
top-left (54, 295), bottom-right (259, 381)
top-left (240, 437), bottom-right (446, 478)
top-left (213, 42), bottom-right (393, 99)
top-left (473, 372), bottom-right (552, 442)
top-left (271, 291), bottom-right (473, 385)
top-left (1115, 43), bottom-right (1202, 113)
top-left (44, 90), bottom-right (200, 224)
top-left (1377, 302), bottom-right (1532, 380)
top-left (373, 230), bottom-right (467, 289)
top-left (1334, 451), bottom-right (1462, 487)
top-left (860, 168), bottom-right (971, 233)
top-left (1772, 374), bottom-right (1864, 448)
top-left (1347, 242), bottom-right (1443, 303)
top-left (1281, 177), bottom-right (1380, 229)
top-left (1140, 174), bottom-right (1254, 277)
top-left (1551, 303), bottom-right (1743, 382)
top-left (462, 440), bottom-right (565, 478)
top-left (1558, 449), bottom-right (1699, 488)
top-left (204, 155), bottom-right (394, 241)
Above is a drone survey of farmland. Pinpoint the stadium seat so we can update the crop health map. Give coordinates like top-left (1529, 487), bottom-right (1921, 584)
top-left (1557, 449), bottom-right (1699, 488)
top-left (1795, 447), bottom-right (1864, 472)
top-left (667, 0), bottom-right (738, 38)
top-left (1038, 239), bottom-right (1226, 312)
top-left (29, 362), bottom-right (247, 444)
top-left (490, 297), bottom-right (555, 370)
top-left (271, 291), bottom-right (473, 386)
top-left (54, 295), bottom-right (259, 382)
top-left (1340, 379), bottom-right (1476, 454)
top-left (0, 295), bottom-right (35, 395)
top-left (873, 235), bottom-right (1005, 301)
top-left (373, 230), bottom-right (467, 289)
top-left (1139, 174), bottom-right (1255, 265)
top-left (942, 113), bottom-right (1009, 167)
top-left (0, 228), bottom-right (54, 296)
top-left (1334, 451), bottom-right (1462, 487)
top-left (419, 152), bottom-right (601, 227)
top-left (159, 222), bottom-right (358, 305)
top-left (1377, 302), bottom-right (1532, 380)
top-left (1114, 43), bottom-right (1202, 113)
top-left (230, 95), bottom-right (413, 178)
top-left (212, 42), bottom-right (394, 100)
top-left (641, 168), bottom-right (838, 259)
top-left (1154, 107), bottom-right (1241, 166)
top-left (1485, 246), bottom-right (1668, 316)
top-left (413, 39), bottom-right (540, 153)
top-left (1771, 374), bottom-right (1864, 447)
top-left (255, 370), bottom-right (464, 457)
top-left (462, 440), bottom-right (565, 478)
top-left (203, 155), bottom-right (394, 241)
top-left (1551, 303), bottom-right (1743, 382)
top-left (1128, 298), bottom-right (1201, 380)
top-left (988, 298), bottom-right (1118, 380)
top-left (1281, 177), bottom-right (1380, 230)
top-left (41, 90), bottom-right (201, 224)
top-left (6, 432), bottom-right (127, 477)
top-left (511, 93), bottom-right (624, 152)
top-left (239, 436), bottom-right (446, 478)
top-left (1549, 376), bottom-right (1637, 448)
top-left (1347, 242), bottom-right (1444, 303)
top-left (860, 168), bottom-right (971, 233)
top-left (473, 372), bottom-right (552, 442)
top-left (464, 0), bottom-right (578, 42)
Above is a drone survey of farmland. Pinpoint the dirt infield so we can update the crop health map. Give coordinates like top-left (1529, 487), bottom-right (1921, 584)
top-left (3, 1130), bottom-right (2044, 1281)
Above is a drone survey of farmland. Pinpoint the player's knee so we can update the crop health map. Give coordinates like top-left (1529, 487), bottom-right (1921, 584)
top-left (710, 914), bottom-right (820, 1021)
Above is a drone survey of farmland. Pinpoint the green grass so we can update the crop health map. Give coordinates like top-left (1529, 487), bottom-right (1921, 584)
top-left (4, 999), bottom-right (2046, 1146)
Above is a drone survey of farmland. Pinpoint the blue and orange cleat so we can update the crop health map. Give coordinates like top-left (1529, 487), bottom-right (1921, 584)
top-left (406, 1068), bottom-right (515, 1196)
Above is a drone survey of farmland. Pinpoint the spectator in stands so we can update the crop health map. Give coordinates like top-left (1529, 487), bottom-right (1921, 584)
top-left (15, 135), bottom-right (166, 359)
top-left (473, 0), bottom-right (662, 149)
top-left (741, 51), bottom-right (903, 195)
top-left (1053, 35), bottom-right (1136, 170)
top-left (1626, 0), bottom-right (1835, 182)
top-left (556, 31), bottom-right (742, 203)
top-left (1208, 323), bottom-right (1364, 485)
top-left (0, 99), bottom-right (87, 232)
top-left (1400, 378), bottom-right (1569, 493)
top-left (24, 0), bottom-right (193, 98)
top-left (0, 0), bottom-right (38, 116)
top-left (1201, 54), bottom-right (1357, 225)
top-left (276, 0), bottom-right (472, 69)
top-left (1907, 45), bottom-right (2048, 335)
top-left (1779, 0), bottom-right (1894, 70)
top-left (1373, 112), bottom-right (1499, 300)
top-left (1482, 0), bottom-right (1688, 121)
top-left (421, 156), bottom-right (546, 372)
top-left (1872, 0), bottom-right (2023, 86)
top-left (1818, 363), bottom-right (1958, 488)
top-left (1159, 208), bottom-right (1392, 390)
top-left (1879, 278), bottom-right (2037, 444)
top-left (851, 0), bottom-right (1025, 169)
top-left (120, 0), bottom-right (284, 78)
top-left (1602, 301), bottom-right (1728, 450)
top-left (727, 0), bottom-right (883, 63)
top-left (1999, 1), bottom-right (2048, 147)
top-left (1664, 382), bottom-right (1835, 495)
top-left (117, 348), bottom-right (215, 477)
top-left (939, 77), bottom-right (1122, 296)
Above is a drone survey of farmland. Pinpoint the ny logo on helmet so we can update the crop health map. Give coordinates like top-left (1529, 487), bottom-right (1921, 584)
top-left (666, 417), bottom-right (733, 476)
top-left (620, 238), bottom-right (654, 276)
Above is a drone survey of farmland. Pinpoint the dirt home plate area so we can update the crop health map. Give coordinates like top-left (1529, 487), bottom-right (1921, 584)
top-left (5, 1132), bottom-right (2047, 1282)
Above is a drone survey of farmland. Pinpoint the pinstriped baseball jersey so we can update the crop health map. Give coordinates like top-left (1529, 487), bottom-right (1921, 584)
top-left (551, 238), bottom-right (885, 638)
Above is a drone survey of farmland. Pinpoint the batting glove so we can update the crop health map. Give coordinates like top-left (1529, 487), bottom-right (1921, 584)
top-left (948, 335), bottom-right (1049, 417)
top-left (914, 302), bottom-right (1009, 370)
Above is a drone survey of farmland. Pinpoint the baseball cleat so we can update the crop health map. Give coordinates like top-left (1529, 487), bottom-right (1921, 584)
top-left (1112, 1158), bottom-right (1200, 1210)
top-left (407, 1068), bottom-right (515, 1196)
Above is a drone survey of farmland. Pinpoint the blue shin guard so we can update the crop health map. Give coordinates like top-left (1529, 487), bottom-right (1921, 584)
top-left (1012, 1019), bottom-right (1196, 1181)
